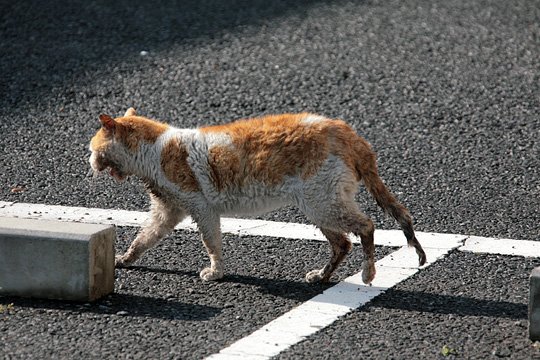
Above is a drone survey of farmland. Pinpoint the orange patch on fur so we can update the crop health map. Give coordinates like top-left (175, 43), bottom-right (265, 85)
top-left (161, 137), bottom-right (201, 192)
top-left (115, 116), bottom-right (169, 151)
top-left (208, 146), bottom-right (241, 191)
top-left (90, 128), bottom-right (110, 151)
top-left (202, 113), bottom-right (330, 187)
top-left (325, 120), bottom-right (375, 182)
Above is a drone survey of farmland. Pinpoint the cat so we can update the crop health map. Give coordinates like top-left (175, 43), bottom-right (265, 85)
top-left (89, 108), bottom-right (426, 284)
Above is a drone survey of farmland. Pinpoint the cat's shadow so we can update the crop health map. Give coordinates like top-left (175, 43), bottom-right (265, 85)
top-left (3, 267), bottom-right (526, 323)
top-left (128, 265), bottom-right (528, 321)
top-left (127, 264), bottom-right (333, 302)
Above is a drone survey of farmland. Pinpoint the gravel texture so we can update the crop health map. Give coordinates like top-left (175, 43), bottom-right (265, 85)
top-left (0, 0), bottom-right (539, 358)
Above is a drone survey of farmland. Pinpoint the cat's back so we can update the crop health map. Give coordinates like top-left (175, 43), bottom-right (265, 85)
top-left (198, 112), bottom-right (363, 152)
top-left (194, 113), bottom-right (363, 189)
top-left (199, 112), bottom-right (332, 138)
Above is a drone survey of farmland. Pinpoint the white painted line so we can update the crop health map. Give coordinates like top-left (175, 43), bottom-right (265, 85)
top-left (2, 202), bottom-right (537, 257)
top-left (232, 219), bottom-right (465, 248)
top-left (0, 201), bottom-right (150, 228)
top-left (0, 202), bottom-right (465, 249)
top-left (233, 220), bottom-right (326, 242)
top-left (376, 246), bottom-right (453, 269)
top-left (460, 236), bottom-right (540, 257)
top-left (206, 244), bottom-right (452, 360)
top-left (378, 230), bottom-right (465, 249)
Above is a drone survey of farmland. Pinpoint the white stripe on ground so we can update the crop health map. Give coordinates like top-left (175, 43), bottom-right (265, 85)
top-left (460, 235), bottom-right (540, 257)
top-left (206, 245), bottom-right (457, 359)
top-left (0, 201), bottom-right (464, 249)
top-left (0, 202), bottom-right (536, 255)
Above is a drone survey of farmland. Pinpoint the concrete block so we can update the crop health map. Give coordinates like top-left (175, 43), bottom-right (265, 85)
top-left (0, 217), bottom-right (115, 301)
top-left (530, 267), bottom-right (540, 341)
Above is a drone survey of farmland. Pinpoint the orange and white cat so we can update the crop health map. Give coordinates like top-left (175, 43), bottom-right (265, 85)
top-left (89, 108), bottom-right (426, 284)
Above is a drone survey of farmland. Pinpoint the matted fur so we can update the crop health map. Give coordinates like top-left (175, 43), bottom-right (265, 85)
top-left (89, 108), bottom-right (426, 284)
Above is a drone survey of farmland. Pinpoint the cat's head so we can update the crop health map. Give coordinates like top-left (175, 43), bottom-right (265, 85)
top-left (89, 108), bottom-right (168, 181)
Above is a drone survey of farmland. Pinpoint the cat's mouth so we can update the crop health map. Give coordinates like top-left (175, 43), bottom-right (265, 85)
top-left (100, 159), bottom-right (128, 182)
top-left (109, 166), bottom-right (127, 181)
top-left (90, 155), bottom-right (128, 182)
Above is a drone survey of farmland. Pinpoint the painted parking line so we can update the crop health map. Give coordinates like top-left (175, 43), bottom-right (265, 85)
top-left (205, 246), bottom-right (456, 359)
top-left (461, 235), bottom-right (540, 257)
top-left (0, 201), bottom-right (463, 248)
top-left (1, 201), bottom-right (538, 358)
top-left (1, 201), bottom-right (536, 256)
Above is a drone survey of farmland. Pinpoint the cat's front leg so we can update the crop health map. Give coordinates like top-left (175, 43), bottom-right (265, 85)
top-left (116, 198), bottom-right (185, 267)
top-left (194, 212), bottom-right (224, 281)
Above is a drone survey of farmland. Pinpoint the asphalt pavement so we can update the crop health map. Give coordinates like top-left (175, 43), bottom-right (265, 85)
top-left (1, 0), bottom-right (539, 358)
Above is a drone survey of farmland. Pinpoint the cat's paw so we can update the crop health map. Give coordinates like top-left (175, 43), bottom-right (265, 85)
top-left (200, 267), bottom-right (224, 281)
top-left (361, 260), bottom-right (376, 284)
top-left (305, 269), bottom-right (324, 283)
top-left (115, 255), bottom-right (133, 268)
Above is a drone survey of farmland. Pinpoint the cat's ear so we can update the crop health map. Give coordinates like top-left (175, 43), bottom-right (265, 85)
top-left (124, 107), bottom-right (137, 116)
top-left (99, 114), bottom-right (116, 132)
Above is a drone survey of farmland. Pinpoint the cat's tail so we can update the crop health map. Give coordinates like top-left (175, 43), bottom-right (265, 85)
top-left (357, 148), bottom-right (427, 266)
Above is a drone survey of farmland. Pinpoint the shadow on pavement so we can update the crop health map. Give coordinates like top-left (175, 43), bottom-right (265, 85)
top-left (124, 265), bottom-right (528, 321)
top-left (0, 277), bottom-right (526, 322)
top-left (0, 292), bottom-right (221, 321)
top-left (128, 264), bottom-right (333, 302)
top-left (372, 288), bottom-right (527, 320)
top-left (1, 0), bottom-right (349, 109)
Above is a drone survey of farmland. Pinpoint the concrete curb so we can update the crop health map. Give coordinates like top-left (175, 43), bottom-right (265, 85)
top-left (0, 217), bottom-right (115, 301)
top-left (530, 267), bottom-right (540, 341)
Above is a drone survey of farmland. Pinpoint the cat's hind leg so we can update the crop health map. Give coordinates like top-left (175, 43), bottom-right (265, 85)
top-left (305, 228), bottom-right (352, 283)
top-left (116, 197), bottom-right (185, 267)
top-left (193, 212), bottom-right (224, 281)
top-left (304, 202), bottom-right (376, 285)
